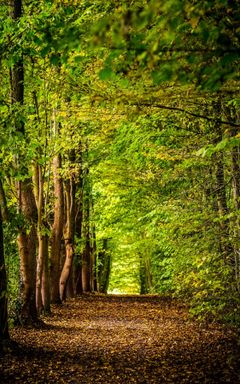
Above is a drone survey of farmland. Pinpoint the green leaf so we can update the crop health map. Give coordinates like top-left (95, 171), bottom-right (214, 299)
top-left (50, 54), bottom-right (60, 65)
top-left (98, 67), bottom-right (115, 81)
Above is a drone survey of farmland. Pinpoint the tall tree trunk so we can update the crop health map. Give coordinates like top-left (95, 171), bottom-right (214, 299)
top-left (139, 251), bottom-right (152, 295)
top-left (81, 186), bottom-right (92, 293)
top-left (74, 199), bottom-right (83, 295)
top-left (0, 207), bottom-right (9, 348)
top-left (213, 103), bottom-right (234, 268)
top-left (41, 235), bottom-right (51, 313)
top-left (66, 269), bottom-right (75, 298)
top-left (10, 0), bottom-right (38, 325)
top-left (92, 223), bottom-right (98, 292)
top-left (17, 181), bottom-right (38, 324)
top-left (33, 164), bottom-right (45, 313)
top-left (74, 160), bottom-right (83, 295)
top-left (215, 154), bottom-right (234, 267)
top-left (139, 254), bottom-right (147, 295)
top-left (59, 175), bottom-right (76, 301)
top-left (98, 239), bottom-right (111, 294)
top-left (50, 153), bottom-right (64, 303)
top-left (82, 235), bottom-right (91, 292)
top-left (229, 120), bottom-right (240, 290)
top-left (33, 164), bottom-right (51, 314)
top-left (231, 147), bottom-right (240, 291)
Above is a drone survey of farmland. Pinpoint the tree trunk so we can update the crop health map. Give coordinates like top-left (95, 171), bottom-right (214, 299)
top-left (74, 164), bottom-right (83, 295)
top-left (81, 187), bottom-right (92, 293)
top-left (10, 0), bottom-right (39, 326)
top-left (0, 208), bottom-right (9, 346)
top-left (33, 164), bottom-right (45, 313)
top-left (17, 186), bottom-right (38, 324)
top-left (59, 177), bottom-right (76, 301)
top-left (32, 146), bottom-right (51, 314)
top-left (92, 224), bottom-right (98, 292)
top-left (41, 235), bottom-right (51, 313)
top-left (66, 269), bottom-right (75, 298)
top-left (50, 154), bottom-right (64, 303)
top-left (98, 239), bottom-right (111, 294)
top-left (139, 254), bottom-right (148, 294)
top-left (215, 153), bottom-right (234, 267)
top-left (229, 123), bottom-right (240, 291)
top-left (17, 180), bottom-right (38, 324)
top-left (213, 103), bottom-right (234, 268)
top-left (139, 253), bottom-right (152, 294)
top-left (82, 236), bottom-right (91, 292)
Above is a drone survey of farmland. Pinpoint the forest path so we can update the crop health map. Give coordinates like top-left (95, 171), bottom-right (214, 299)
top-left (1, 295), bottom-right (240, 384)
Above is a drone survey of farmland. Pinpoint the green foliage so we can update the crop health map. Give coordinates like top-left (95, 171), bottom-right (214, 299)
top-left (3, 222), bottom-right (19, 323)
top-left (1, 0), bottom-right (240, 326)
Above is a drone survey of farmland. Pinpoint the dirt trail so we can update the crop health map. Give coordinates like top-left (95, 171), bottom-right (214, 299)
top-left (0, 295), bottom-right (240, 383)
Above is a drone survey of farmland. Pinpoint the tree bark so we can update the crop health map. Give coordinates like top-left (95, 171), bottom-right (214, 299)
top-left (212, 103), bottom-right (234, 268)
top-left (91, 223), bottom-right (98, 292)
top-left (98, 239), bottom-right (111, 294)
top-left (0, 208), bottom-right (9, 346)
top-left (41, 235), bottom-right (51, 313)
top-left (50, 154), bottom-right (64, 303)
top-left (59, 176), bottom-right (76, 301)
top-left (33, 164), bottom-right (45, 313)
top-left (229, 119), bottom-right (240, 290)
top-left (74, 160), bottom-right (84, 295)
top-left (139, 253), bottom-right (152, 294)
top-left (81, 187), bottom-right (92, 293)
top-left (10, 0), bottom-right (39, 325)
top-left (16, 181), bottom-right (38, 325)
top-left (82, 237), bottom-right (91, 292)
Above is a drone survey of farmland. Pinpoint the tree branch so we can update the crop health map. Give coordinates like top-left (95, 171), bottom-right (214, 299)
top-left (137, 102), bottom-right (240, 127)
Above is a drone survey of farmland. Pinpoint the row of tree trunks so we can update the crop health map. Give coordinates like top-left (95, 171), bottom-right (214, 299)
top-left (49, 148), bottom-right (102, 302)
top-left (6, 0), bottom-right (109, 326)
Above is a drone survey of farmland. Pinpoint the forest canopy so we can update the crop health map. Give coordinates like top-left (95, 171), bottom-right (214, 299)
top-left (0, 0), bottom-right (240, 342)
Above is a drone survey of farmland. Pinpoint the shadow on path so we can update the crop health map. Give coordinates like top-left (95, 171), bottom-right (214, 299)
top-left (0, 295), bottom-right (239, 383)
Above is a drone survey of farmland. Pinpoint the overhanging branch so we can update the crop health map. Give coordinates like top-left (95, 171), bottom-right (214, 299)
top-left (137, 102), bottom-right (240, 127)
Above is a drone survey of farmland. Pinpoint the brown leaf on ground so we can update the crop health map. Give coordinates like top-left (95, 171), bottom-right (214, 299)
top-left (0, 295), bottom-right (240, 383)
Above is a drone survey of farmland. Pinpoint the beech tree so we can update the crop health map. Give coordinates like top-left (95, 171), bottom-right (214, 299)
top-left (9, 0), bottom-right (39, 325)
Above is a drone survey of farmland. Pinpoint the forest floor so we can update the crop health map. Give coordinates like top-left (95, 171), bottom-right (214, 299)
top-left (0, 295), bottom-right (240, 384)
